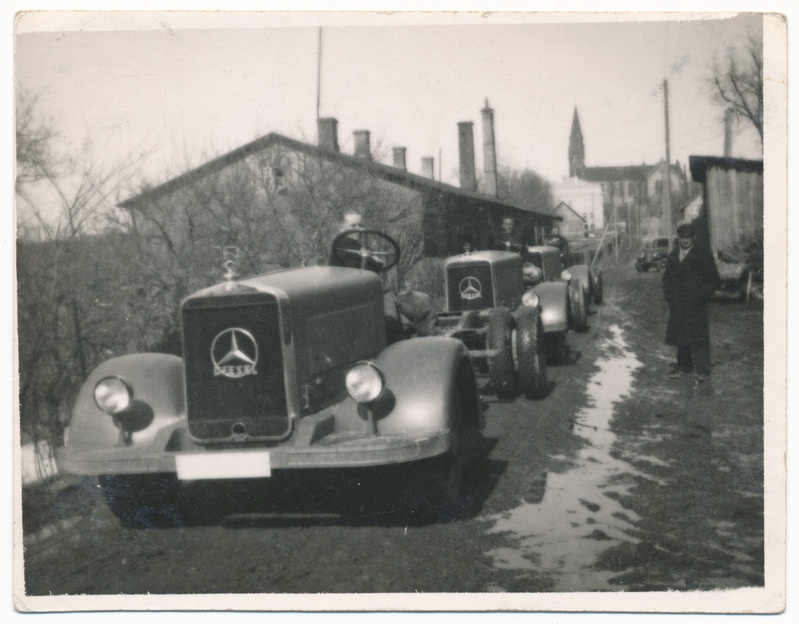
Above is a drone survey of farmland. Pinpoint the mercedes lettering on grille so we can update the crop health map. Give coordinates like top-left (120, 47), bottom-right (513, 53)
top-left (211, 328), bottom-right (259, 378)
top-left (459, 276), bottom-right (482, 300)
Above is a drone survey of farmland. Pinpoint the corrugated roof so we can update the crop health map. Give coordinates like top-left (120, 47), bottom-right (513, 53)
top-left (118, 132), bottom-right (556, 219)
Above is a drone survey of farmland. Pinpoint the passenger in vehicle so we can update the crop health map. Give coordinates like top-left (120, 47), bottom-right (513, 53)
top-left (328, 210), bottom-right (441, 340)
top-left (492, 215), bottom-right (529, 260)
top-left (544, 225), bottom-right (570, 260)
top-left (327, 210), bottom-right (384, 273)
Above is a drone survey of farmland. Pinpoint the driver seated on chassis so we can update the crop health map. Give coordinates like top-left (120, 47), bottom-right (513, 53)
top-left (328, 211), bottom-right (441, 341)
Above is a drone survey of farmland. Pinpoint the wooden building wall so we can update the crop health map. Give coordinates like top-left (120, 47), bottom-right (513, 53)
top-left (705, 166), bottom-right (764, 252)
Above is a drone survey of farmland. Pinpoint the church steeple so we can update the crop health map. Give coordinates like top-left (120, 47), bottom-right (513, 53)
top-left (569, 107), bottom-right (585, 178)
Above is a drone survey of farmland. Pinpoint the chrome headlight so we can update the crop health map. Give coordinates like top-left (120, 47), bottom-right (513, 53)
top-left (93, 376), bottom-right (133, 415)
top-left (345, 362), bottom-right (385, 403)
top-left (521, 290), bottom-right (540, 308)
top-left (561, 269), bottom-right (573, 281)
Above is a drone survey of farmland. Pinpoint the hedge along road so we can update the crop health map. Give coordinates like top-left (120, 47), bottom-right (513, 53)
top-left (20, 259), bottom-right (765, 602)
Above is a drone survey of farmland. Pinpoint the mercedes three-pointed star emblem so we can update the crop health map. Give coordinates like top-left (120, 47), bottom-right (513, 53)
top-left (211, 328), bottom-right (259, 378)
top-left (459, 276), bottom-right (483, 300)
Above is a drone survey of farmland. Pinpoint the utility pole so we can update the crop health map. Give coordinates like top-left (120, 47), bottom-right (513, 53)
top-left (316, 27), bottom-right (322, 120)
top-left (662, 79), bottom-right (673, 237)
top-left (626, 202), bottom-right (631, 246)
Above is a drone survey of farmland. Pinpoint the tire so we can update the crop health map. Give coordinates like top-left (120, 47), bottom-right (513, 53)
top-left (98, 474), bottom-right (181, 528)
top-left (546, 331), bottom-right (569, 366)
top-left (487, 307), bottom-right (518, 400)
top-left (424, 360), bottom-right (480, 520)
top-left (515, 306), bottom-right (548, 399)
top-left (568, 279), bottom-right (588, 332)
top-left (656, 258), bottom-right (668, 272)
top-left (739, 271), bottom-right (751, 302)
top-left (591, 267), bottom-right (604, 304)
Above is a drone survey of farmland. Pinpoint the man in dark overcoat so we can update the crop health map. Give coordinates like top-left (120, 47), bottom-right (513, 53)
top-left (662, 221), bottom-right (721, 381)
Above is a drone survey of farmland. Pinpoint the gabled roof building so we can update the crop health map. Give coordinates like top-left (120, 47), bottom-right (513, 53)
top-left (567, 107), bottom-right (690, 221)
top-left (120, 116), bottom-right (558, 262)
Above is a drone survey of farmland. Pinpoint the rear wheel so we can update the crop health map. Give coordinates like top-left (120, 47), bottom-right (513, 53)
top-left (98, 474), bottom-right (181, 528)
top-left (591, 267), bottom-right (604, 304)
top-left (487, 307), bottom-right (518, 400)
top-left (515, 306), bottom-right (548, 399)
top-left (568, 279), bottom-right (588, 332)
top-left (739, 271), bottom-right (752, 302)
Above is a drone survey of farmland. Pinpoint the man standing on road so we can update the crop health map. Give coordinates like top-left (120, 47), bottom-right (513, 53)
top-left (662, 221), bottom-right (721, 382)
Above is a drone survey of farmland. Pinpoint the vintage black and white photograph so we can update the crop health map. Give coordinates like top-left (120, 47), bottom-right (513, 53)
top-left (11, 6), bottom-right (787, 616)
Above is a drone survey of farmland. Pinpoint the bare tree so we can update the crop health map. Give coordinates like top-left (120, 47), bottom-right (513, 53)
top-left (497, 166), bottom-right (554, 213)
top-left (15, 90), bottom-right (151, 473)
top-left (15, 90), bottom-right (60, 193)
top-left (709, 34), bottom-right (764, 143)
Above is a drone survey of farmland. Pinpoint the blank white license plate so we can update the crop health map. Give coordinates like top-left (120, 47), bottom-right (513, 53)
top-left (176, 451), bottom-right (272, 480)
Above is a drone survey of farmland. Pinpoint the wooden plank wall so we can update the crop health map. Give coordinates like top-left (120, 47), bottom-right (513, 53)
top-left (706, 166), bottom-right (764, 252)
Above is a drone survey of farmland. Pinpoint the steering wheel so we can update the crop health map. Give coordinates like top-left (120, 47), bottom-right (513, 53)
top-left (331, 229), bottom-right (400, 272)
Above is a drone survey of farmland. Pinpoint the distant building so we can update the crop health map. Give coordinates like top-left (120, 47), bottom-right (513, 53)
top-left (551, 176), bottom-right (604, 235)
top-left (568, 107), bottom-right (690, 228)
top-left (551, 201), bottom-right (587, 239)
top-left (678, 191), bottom-right (704, 223)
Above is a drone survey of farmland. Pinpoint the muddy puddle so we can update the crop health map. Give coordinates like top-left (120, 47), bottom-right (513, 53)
top-left (482, 324), bottom-right (652, 591)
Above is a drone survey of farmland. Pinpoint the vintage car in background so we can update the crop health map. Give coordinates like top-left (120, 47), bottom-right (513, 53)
top-left (434, 249), bottom-right (548, 401)
top-left (635, 237), bottom-right (673, 272)
top-left (714, 239), bottom-right (764, 302)
top-left (524, 245), bottom-right (590, 364)
top-left (57, 231), bottom-right (483, 527)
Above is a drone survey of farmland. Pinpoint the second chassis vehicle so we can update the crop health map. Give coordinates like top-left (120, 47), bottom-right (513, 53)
top-left (435, 249), bottom-right (548, 401)
top-left (524, 245), bottom-right (591, 364)
top-left (57, 231), bottom-right (483, 527)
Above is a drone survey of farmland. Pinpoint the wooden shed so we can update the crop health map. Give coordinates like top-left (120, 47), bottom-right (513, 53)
top-left (688, 156), bottom-right (763, 252)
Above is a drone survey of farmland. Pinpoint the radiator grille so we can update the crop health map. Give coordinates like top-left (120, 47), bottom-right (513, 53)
top-left (182, 294), bottom-right (289, 441)
top-left (446, 264), bottom-right (494, 311)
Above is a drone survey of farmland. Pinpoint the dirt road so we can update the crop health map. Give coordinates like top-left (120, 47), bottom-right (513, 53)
top-left (19, 258), bottom-right (765, 603)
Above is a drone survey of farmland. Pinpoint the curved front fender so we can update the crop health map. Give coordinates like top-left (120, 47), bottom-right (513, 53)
top-left (370, 337), bottom-right (474, 435)
top-left (569, 264), bottom-right (592, 298)
top-left (65, 353), bottom-right (186, 454)
top-left (530, 282), bottom-right (569, 333)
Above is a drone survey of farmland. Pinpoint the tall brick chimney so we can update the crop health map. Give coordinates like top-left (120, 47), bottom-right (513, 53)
top-left (421, 157), bottom-right (435, 180)
top-left (458, 121), bottom-right (477, 191)
top-left (353, 130), bottom-right (372, 161)
top-left (481, 99), bottom-right (498, 197)
top-left (317, 118), bottom-right (339, 151)
top-left (392, 147), bottom-right (407, 171)
top-left (724, 108), bottom-right (734, 157)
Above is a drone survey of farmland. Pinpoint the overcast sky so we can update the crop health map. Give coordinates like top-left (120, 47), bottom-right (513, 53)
top-left (15, 11), bottom-right (766, 209)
